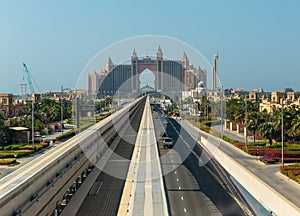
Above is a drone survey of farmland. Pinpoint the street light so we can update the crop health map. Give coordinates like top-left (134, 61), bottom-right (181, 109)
top-left (245, 95), bottom-right (248, 150)
top-left (61, 86), bottom-right (71, 135)
top-left (32, 97), bottom-right (35, 150)
top-left (281, 99), bottom-right (284, 168)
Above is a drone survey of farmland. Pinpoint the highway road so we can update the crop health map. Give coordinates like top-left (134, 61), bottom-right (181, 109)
top-left (152, 106), bottom-right (248, 216)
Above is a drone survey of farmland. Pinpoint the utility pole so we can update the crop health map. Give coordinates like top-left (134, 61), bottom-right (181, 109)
top-left (281, 99), bottom-right (284, 168)
top-left (32, 96), bottom-right (35, 150)
top-left (221, 86), bottom-right (224, 139)
top-left (61, 86), bottom-right (64, 135)
top-left (245, 96), bottom-right (248, 150)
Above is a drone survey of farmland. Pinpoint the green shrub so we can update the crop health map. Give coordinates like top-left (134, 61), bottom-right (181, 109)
top-left (0, 158), bottom-right (16, 165)
top-left (0, 149), bottom-right (33, 158)
top-left (267, 144), bottom-right (282, 149)
top-left (56, 129), bottom-right (75, 141)
top-left (285, 147), bottom-right (300, 151)
top-left (223, 136), bottom-right (239, 144)
top-left (248, 141), bottom-right (268, 146)
top-left (44, 139), bottom-right (51, 144)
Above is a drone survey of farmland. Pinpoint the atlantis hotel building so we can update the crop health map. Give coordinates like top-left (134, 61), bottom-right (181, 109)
top-left (88, 47), bottom-right (207, 96)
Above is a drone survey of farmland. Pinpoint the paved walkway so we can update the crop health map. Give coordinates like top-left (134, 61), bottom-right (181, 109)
top-left (212, 124), bottom-right (254, 143)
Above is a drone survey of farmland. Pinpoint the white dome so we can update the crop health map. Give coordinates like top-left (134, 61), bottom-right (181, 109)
top-left (197, 81), bottom-right (205, 89)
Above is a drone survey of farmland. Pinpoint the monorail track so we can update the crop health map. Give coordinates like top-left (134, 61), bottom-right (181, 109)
top-left (0, 97), bottom-right (145, 216)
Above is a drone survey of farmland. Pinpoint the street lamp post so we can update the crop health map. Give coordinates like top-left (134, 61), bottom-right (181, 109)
top-left (32, 97), bottom-right (35, 150)
top-left (205, 88), bottom-right (208, 121)
top-left (245, 96), bottom-right (248, 150)
top-left (281, 100), bottom-right (284, 168)
top-left (61, 86), bottom-right (71, 135)
top-left (61, 86), bottom-right (64, 135)
top-left (221, 86), bottom-right (224, 139)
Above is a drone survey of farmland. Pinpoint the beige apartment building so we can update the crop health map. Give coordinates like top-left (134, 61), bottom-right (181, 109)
top-left (0, 93), bottom-right (14, 117)
top-left (259, 91), bottom-right (299, 113)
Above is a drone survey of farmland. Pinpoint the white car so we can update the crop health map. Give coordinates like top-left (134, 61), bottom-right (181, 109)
top-left (163, 138), bottom-right (174, 148)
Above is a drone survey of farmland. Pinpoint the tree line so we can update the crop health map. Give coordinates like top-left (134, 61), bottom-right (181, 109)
top-left (0, 98), bottom-right (72, 146)
top-left (226, 97), bottom-right (300, 144)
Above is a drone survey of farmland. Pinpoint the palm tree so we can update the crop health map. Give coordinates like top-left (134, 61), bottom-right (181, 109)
top-left (226, 98), bottom-right (245, 124)
top-left (247, 112), bottom-right (263, 144)
top-left (0, 114), bottom-right (4, 128)
top-left (288, 108), bottom-right (300, 139)
top-left (272, 107), bottom-right (293, 142)
top-left (259, 122), bottom-right (276, 145)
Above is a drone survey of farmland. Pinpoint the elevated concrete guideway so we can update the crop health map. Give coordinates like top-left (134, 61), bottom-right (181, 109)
top-left (118, 97), bottom-right (169, 216)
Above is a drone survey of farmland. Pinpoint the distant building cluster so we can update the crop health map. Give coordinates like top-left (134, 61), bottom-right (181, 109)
top-left (0, 91), bottom-right (76, 119)
top-left (224, 88), bottom-right (300, 113)
top-left (88, 47), bottom-right (207, 96)
top-left (259, 90), bottom-right (300, 113)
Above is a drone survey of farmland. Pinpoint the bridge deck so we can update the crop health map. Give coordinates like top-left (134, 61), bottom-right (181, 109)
top-left (118, 97), bottom-right (168, 216)
top-left (63, 98), bottom-right (146, 216)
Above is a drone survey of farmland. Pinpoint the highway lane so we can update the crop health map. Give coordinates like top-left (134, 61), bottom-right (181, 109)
top-left (152, 107), bottom-right (248, 216)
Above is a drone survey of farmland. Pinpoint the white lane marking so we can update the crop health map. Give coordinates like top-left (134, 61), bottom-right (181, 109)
top-left (174, 171), bottom-right (177, 175)
top-left (173, 165), bottom-right (175, 168)
top-left (181, 196), bottom-right (184, 200)
top-left (179, 186), bottom-right (181, 190)
top-left (184, 208), bottom-right (187, 213)
top-left (176, 178), bottom-right (179, 182)
top-left (171, 159), bottom-right (174, 162)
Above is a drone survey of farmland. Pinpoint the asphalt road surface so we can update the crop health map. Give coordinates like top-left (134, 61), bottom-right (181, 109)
top-left (152, 106), bottom-right (248, 216)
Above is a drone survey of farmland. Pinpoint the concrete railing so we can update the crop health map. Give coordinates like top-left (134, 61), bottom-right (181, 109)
top-left (201, 137), bottom-right (300, 216)
top-left (0, 97), bottom-right (144, 216)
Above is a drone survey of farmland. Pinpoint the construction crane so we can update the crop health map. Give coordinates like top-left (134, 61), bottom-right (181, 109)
top-left (22, 63), bottom-right (35, 94)
top-left (22, 63), bottom-right (41, 94)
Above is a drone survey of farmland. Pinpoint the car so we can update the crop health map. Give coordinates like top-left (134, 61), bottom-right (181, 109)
top-left (163, 137), bottom-right (174, 149)
top-left (153, 115), bottom-right (158, 119)
top-left (160, 131), bottom-right (169, 138)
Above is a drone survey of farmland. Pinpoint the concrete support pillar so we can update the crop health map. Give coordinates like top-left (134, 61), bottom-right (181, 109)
top-left (230, 122), bottom-right (233, 131)
top-left (244, 127), bottom-right (247, 137)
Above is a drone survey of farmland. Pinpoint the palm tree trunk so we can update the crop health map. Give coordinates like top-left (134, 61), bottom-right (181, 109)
top-left (269, 138), bottom-right (273, 145)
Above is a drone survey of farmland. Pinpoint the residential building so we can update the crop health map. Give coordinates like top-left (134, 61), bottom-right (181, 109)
top-left (0, 93), bottom-right (13, 117)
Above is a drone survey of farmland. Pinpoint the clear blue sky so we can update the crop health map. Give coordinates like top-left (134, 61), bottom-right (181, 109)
top-left (0, 0), bottom-right (299, 94)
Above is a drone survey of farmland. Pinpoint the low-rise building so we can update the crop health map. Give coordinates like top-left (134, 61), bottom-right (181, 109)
top-left (259, 91), bottom-right (299, 113)
top-left (0, 93), bottom-right (14, 117)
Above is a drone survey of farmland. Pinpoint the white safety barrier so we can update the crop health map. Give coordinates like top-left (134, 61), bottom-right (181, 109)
top-left (201, 137), bottom-right (300, 216)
